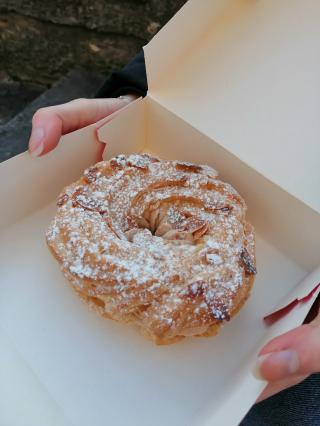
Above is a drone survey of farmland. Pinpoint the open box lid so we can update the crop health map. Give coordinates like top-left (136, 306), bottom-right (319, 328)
top-left (144, 0), bottom-right (320, 214)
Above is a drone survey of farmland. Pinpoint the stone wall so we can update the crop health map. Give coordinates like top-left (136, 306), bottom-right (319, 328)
top-left (0, 0), bottom-right (187, 86)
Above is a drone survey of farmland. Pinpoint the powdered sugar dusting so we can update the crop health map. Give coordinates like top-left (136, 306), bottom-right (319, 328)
top-left (46, 153), bottom-right (256, 343)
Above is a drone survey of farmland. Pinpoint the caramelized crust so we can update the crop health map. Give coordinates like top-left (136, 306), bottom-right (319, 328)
top-left (47, 154), bottom-right (256, 344)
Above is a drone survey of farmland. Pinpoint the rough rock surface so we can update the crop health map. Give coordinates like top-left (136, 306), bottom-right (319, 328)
top-left (0, 80), bottom-right (43, 125)
top-left (0, 0), bottom-right (187, 85)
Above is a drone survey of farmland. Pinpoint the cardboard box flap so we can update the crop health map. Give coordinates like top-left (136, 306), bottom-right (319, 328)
top-left (144, 0), bottom-right (233, 92)
top-left (0, 124), bottom-right (101, 230)
top-left (144, 0), bottom-right (320, 214)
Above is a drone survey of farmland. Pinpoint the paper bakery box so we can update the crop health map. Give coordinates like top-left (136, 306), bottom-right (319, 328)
top-left (1, 1), bottom-right (320, 425)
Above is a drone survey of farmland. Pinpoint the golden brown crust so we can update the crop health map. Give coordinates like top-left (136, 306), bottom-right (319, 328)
top-left (46, 154), bottom-right (256, 344)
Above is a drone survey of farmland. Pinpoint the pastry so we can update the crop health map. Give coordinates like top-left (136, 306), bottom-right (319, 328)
top-left (47, 153), bottom-right (256, 344)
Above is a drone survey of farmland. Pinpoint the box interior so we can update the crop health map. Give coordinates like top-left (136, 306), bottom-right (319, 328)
top-left (1, 95), bottom-right (318, 426)
top-left (0, 188), bottom-right (308, 426)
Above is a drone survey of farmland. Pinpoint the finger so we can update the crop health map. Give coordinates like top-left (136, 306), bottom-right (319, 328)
top-left (255, 324), bottom-right (320, 382)
top-left (29, 97), bottom-right (130, 156)
top-left (256, 375), bottom-right (308, 403)
top-left (260, 324), bottom-right (312, 354)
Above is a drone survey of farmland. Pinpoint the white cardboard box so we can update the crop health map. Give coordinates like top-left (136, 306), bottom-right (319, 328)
top-left (1, 1), bottom-right (320, 425)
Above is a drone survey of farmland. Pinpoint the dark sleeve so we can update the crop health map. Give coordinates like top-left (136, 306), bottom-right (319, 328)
top-left (95, 50), bottom-right (148, 98)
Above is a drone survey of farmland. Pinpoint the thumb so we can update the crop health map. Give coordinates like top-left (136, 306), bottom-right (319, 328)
top-left (256, 323), bottom-right (320, 382)
top-left (257, 374), bottom-right (308, 402)
top-left (28, 97), bottom-right (131, 156)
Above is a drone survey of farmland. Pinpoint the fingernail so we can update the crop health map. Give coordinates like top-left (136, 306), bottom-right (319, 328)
top-left (253, 354), bottom-right (269, 380)
top-left (254, 350), bottom-right (299, 381)
top-left (29, 127), bottom-right (44, 157)
top-left (118, 95), bottom-right (137, 103)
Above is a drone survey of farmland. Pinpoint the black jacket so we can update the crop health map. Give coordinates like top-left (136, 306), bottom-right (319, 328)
top-left (96, 50), bottom-right (147, 98)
